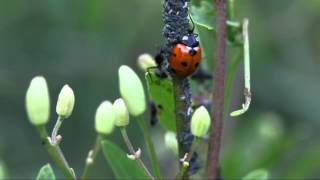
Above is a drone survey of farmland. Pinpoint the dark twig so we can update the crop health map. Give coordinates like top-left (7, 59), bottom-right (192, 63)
top-left (207, 0), bottom-right (227, 179)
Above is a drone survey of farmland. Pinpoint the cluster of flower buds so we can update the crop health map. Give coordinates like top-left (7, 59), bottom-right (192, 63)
top-left (26, 65), bottom-right (146, 137)
top-left (26, 76), bottom-right (75, 126)
top-left (94, 65), bottom-right (146, 134)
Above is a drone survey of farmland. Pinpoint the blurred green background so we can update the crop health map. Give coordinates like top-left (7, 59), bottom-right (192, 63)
top-left (0, 0), bottom-right (320, 179)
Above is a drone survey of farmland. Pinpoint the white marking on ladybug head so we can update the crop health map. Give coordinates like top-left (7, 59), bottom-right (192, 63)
top-left (182, 36), bottom-right (188, 41)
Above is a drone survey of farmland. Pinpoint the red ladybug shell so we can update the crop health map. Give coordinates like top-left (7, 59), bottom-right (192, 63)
top-left (168, 43), bottom-right (201, 77)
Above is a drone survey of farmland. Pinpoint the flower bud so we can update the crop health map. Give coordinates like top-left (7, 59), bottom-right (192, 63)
top-left (95, 101), bottom-right (116, 135)
top-left (137, 53), bottom-right (157, 71)
top-left (113, 98), bottom-right (130, 127)
top-left (56, 85), bottom-right (75, 119)
top-left (164, 131), bottom-right (178, 154)
top-left (118, 65), bottom-right (146, 116)
top-left (25, 76), bottom-right (50, 126)
top-left (191, 106), bottom-right (211, 137)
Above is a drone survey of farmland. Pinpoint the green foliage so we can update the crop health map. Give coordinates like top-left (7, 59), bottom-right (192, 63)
top-left (0, 160), bottom-right (8, 179)
top-left (101, 140), bottom-right (147, 179)
top-left (190, 0), bottom-right (215, 70)
top-left (145, 71), bottom-right (176, 132)
top-left (242, 169), bottom-right (269, 180)
top-left (190, 0), bottom-right (214, 30)
top-left (36, 164), bottom-right (56, 180)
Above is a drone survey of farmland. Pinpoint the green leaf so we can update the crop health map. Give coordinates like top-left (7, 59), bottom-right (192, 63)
top-left (242, 169), bottom-right (269, 180)
top-left (190, 0), bottom-right (214, 30)
top-left (101, 140), bottom-right (147, 179)
top-left (190, 1), bottom-right (215, 70)
top-left (145, 71), bottom-right (176, 132)
top-left (36, 164), bottom-right (56, 180)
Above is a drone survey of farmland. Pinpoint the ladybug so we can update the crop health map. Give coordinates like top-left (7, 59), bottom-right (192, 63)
top-left (168, 34), bottom-right (202, 77)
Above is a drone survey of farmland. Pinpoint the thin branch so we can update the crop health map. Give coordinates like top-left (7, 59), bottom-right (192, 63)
top-left (137, 117), bottom-right (162, 180)
top-left (50, 117), bottom-right (75, 179)
top-left (175, 138), bottom-right (200, 180)
top-left (230, 18), bottom-right (251, 117)
top-left (81, 136), bottom-right (101, 180)
top-left (207, 0), bottom-right (227, 179)
top-left (51, 117), bottom-right (63, 144)
top-left (36, 126), bottom-right (75, 179)
top-left (120, 127), bottom-right (155, 180)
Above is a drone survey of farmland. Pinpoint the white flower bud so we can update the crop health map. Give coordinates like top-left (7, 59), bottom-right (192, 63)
top-left (95, 101), bottom-right (116, 135)
top-left (113, 98), bottom-right (130, 127)
top-left (164, 131), bottom-right (178, 154)
top-left (118, 65), bottom-right (146, 116)
top-left (56, 85), bottom-right (75, 119)
top-left (25, 76), bottom-right (50, 126)
top-left (191, 106), bottom-right (211, 137)
top-left (137, 53), bottom-right (157, 71)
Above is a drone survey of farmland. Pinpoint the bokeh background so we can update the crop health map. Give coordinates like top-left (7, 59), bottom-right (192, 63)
top-left (1, 0), bottom-right (320, 179)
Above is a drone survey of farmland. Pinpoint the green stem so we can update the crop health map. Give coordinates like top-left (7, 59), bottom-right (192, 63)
top-left (228, 0), bottom-right (235, 20)
top-left (36, 126), bottom-right (75, 179)
top-left (137, 117), bottom-right (162, 180)
top-left (51, 117), bottom-right (63, 144)
top-left (120, 127), bottom-right (155, 180)
top-left (175, 138), bottom-right (200, 180)
top-left (81, 136), bottom-right (101, 180)
top-left (230, 18), bottom-right (252, 117)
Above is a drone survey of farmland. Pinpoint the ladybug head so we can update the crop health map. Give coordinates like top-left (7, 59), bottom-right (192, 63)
top-left (181, 34), bottom-right (199, 48)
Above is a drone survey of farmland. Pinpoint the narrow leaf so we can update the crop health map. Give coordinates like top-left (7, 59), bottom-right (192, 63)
top-left (242, 169), bottom-right (269, 180)
top-left (36, 164), bottom-right (56, 180)
top-left (101, 140), bottom-right (147, 179)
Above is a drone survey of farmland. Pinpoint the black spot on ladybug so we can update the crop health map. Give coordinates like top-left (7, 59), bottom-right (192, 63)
top-left (195, 63), bottom-right (199, 68)
top-left (181, 62), bottom-right (188, 67)
top-left (171, 68), bottom-right (176, 73)
top-left (189, 49), bottom-right (197, 56)
top-left (157, 104), bottom-right (164, 110)
top-left (173, 53), bottom-right (177, 57)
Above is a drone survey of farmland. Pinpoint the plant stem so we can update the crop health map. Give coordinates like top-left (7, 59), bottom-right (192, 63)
top-left (120, 127), bottom-right (155, 180)
top-left (228, 0), bottom-right (235, 20)
top-left (172, 76), bottom-right (192, 180)
top-left (207, 0), bottom-right (227, 179)
top-left (137, 117), bottom-right (162, 180)
top-left (36, 125), bottom-right (75, 179)
top-left (51, 117), bottom-right (63, 144)
top-left (81, 136), bottom-right (101, 180)
top-left (229, 18), bottom-right (252, 117)
top-left (175, 138), bottom-right (200, 180)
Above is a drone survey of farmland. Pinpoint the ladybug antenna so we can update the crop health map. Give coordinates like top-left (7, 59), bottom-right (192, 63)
top-left (188, 13), bottom-right (195, 33)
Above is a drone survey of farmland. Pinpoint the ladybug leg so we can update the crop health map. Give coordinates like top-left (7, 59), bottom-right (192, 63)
top-left (155, 68), bottom-right (168, 78)
top-left (155, 52), bottom-right (164, 65)
top-left (153, 51), bottom-right (169, 79)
